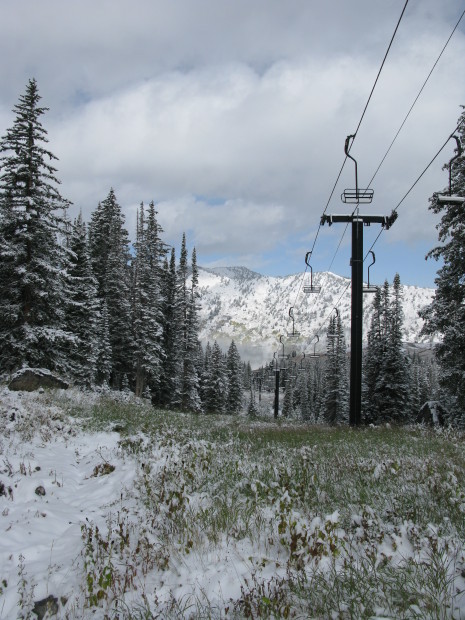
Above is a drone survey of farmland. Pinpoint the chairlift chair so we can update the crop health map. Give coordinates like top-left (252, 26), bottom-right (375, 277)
top-left (303, 252), bottom-right (321, 294)
top-left (363, 251), bottom-right (378, 294)
top-left (437, 135), bottom-right (464, 205)
top-left (341, 135), bottom-right (374, 204)
top-left (288, 307), bottom-right (301, 337)
top-left (308, 335), bottom-right (320, 358)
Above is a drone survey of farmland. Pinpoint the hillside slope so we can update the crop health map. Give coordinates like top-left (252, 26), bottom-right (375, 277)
top-left (196, 266), bottom-right (436, 364)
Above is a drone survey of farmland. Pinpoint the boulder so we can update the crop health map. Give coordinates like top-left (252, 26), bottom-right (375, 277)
top-left (8, 368), bottom-right (69, 392)
top-left (32, 595), bottom-right (59, 619)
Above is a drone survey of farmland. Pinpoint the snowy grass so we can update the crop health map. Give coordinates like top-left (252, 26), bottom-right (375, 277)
top-left (1, 387), bottom-right (465, 618)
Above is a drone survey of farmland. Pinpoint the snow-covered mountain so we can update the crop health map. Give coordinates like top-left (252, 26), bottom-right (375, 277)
top-left (196, 266), bottom-right (436, 366)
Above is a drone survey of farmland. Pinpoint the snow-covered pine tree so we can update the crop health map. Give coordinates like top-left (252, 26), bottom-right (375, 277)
top-left (88, 189), bottom-right (133, 388)
top-left (362, 286), bottom-right (383, 424)
top-left (65, 213), bottom-right (99, 386)
top-left (295, 369), bottom-right (309, 420)
top-left (375, 274), bottom-right (410, 423)
top-left (132, 202), bottom-right (164, 397)
top-left (247, 384), bottom-right (259, 416)
top-left (420, 108), bottom-right (465, 423)
top-left (282, 379), bottom-right (294, 417)
top-left (307, 357), bottom-right (324, 422)
top-left (157, 248), bottom-right (180, 406)
top-left (0, 78), bottom-right (73, 373)
top-left (204, 340), bottom-right (227, 413)
top-left (323, 314), bottom-right (348, 424)
top-left (180, 247), bottom-right (202, 412)
top-left (242, 361), bottom-right (252, 390)
top-left (200, 341), bottom-right (212, 407)
top-left (96, 300), bottom-right (112, 386)
top-left (226, 339), bottom-right (243, 414)
top-left (167, 233), bottom-right (189, 409)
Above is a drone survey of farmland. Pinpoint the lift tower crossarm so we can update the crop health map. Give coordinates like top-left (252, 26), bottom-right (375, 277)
top-left (321, 213), bottom-right (397, 228)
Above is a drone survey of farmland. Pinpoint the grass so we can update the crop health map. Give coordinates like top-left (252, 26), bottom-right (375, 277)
top-left (26, 390), bottom-right (465, 617)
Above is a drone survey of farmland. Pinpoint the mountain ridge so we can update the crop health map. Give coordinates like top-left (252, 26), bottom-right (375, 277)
top-left (195, 266), bottom-right (437, 366)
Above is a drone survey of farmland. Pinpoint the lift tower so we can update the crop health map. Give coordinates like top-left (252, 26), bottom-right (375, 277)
top-left (321, 135), bottom-right (397, 426)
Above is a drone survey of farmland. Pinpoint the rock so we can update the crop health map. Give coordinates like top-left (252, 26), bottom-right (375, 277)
top-left (91, 463), bottom-right (115, 477)
top-left (8, 368), bottom-right (69, 392)
top-left (32, 594), bottom-right (59, 619)
top-left (35, 486), bottom-right (46, 496)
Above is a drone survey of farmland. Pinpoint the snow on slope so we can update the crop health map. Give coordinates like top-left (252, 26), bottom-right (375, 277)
top-left (196, 267), bottom-right (436, 365)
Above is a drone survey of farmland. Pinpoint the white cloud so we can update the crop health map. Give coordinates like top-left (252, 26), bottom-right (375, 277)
top-left (1, 0), bottom-right (464, 283)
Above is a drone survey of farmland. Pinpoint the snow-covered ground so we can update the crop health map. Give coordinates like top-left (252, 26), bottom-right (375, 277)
top-left (1, 386), bottom-right (464, 619)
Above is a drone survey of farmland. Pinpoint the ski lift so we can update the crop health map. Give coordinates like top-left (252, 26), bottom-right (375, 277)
top-left (308, 335), bottom-right (320, 358)
top-left (278, 334), bottom-right (286, 359)
top-left (437, 135), bottom-right (464, 205)
top-left (288, 307), bottom-right (301, 337)
top-left (363, 251), bottom-right (378, 294)
top-left (303, 252), bottom-right (321, 294)
top-left (341, 135), bottom-right (374, 204)
top-left (298, 353), bottom-right (307, 371)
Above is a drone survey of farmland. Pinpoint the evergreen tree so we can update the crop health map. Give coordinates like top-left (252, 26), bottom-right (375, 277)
top-left (88, 189), bottom-right (133, 388)
top-left (242, 361), bottom-right (252, 390)
top-left (132, 202), bottom-right (164, 397)
top-left (295, 370), bottom-right (309, 420)
top-left (65, 213), bottom-right (99, 385)
top-left (158, 249), bottom-right (180, 406)
top-left (362, 287), bottom-right (384, 423)
top-left (308, 357), bottom-right (324, 422)
top-left (180, 248), bottom-right (202, 412)
top-left (0, 78), bottom-right (73, 373)
top-left (374, 274), bottom-right (410, 423)
top-left (168, 234), bottom-right (189, 408)
top-left (204, 340), bottom-right (227, 413)
top-left (96, 300), bottom-right (112, 386)
top-left (247, 384), bottom-right (259, 416)
top-left (420, 109), bottom-right (465, 422)
top-left (200, 341), bottom-right (213, 406)
top-left (226, 340), bottom-right (243, 414)
top-left (282, 379), bottom-right (294, 418)
top-left (323, 314), bottom-right (348, 424)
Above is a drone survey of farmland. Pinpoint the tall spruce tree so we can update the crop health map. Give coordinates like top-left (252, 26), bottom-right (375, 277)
top-left (96, 300), bottom-right (112, 386)
top-left (323, 314), bottom-right (348, 424)
top-left (158, 248), bottom-right (179, 406)
top-left (168, 234), bottom-right (189, 408)
top-left (0, 79), bottom-right (73, 373)
top-left (65, 213), bottom-right (99, 385)
top-left (362, 287), bottom-right (384, 423)
top-left (307, 357), bottom-right (324, 422)
top-left (364, 275), bottom-right (410, 423)
top-left (420, 108), bottom-right (465, 423)
top-left (181, 247), bottom-right (202, 412)
top-left (204, 340), bottom-right (227, 413)
top-left (132, 202), bottom-right (164, 397)
top-left (89, 189), bottom-right (133, 388)
top-left (226, 339), bottom-right (243, 413)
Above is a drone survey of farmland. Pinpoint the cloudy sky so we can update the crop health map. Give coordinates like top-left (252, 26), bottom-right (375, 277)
top-left (1, 0), bottom-right (465, 287)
